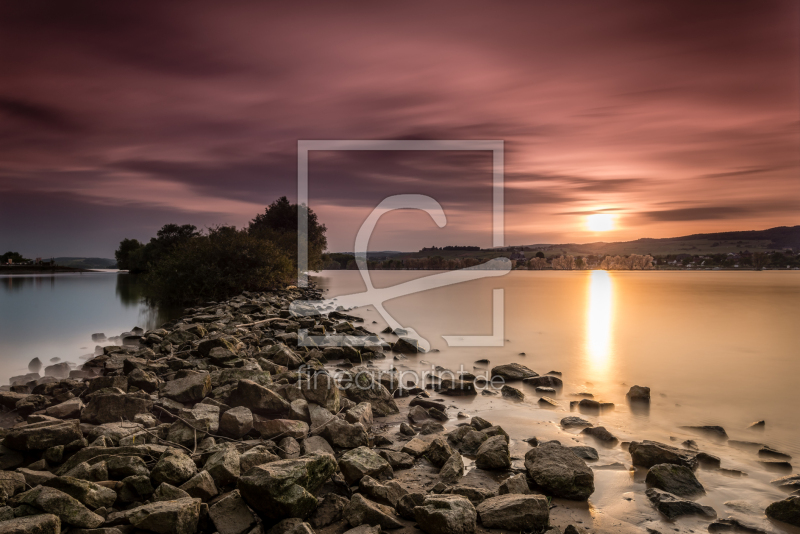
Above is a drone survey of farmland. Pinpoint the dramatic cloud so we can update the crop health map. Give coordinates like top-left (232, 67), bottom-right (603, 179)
top-left (0, 1), bottom-right (797, 256)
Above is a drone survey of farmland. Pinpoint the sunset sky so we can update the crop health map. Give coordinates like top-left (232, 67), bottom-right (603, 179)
top-left (0, 1), bottom-right (798, 257)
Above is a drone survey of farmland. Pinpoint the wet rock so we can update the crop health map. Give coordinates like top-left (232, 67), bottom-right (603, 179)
top-left (401, 438), bottom-right (428, 457)
top-left (237, 452), bottom-right (337, 520)
top-left (220, 406), bottom-right (254, 438)
top-left (490, 363), bottom-right (537, 380)
top-left (44, 362), bottom-right (71, 378)
top-left (339, 446), bottom-right (393, 485)
top-left (645, 488), bottom-right (715, 520)
top-left (160, 372), bottom-right (212, 404)
top-left (208, 490), bottom-right (256, 534)
top-left (580, 426), bottom-right (618, 445)
top-left (342, 374), bottom-right (399, 416)
top-left (408, 405), bottom-right (430, 423)
top-left (523, 376), bottom-right (563, 388)
top-left (538, 397), bottom-right (559, 408)
top-left (439, 379), bottom-right (477, 397)
top-left (228, 380), bottom-right (291, 416)
top-left (759, 460), bottom-right (793, 472)
top-left (42, 476), bottom-right (117, 509)
top-left (765, 495), bottom-right (800, 527)
top-left (498, 473), bottom-right (531, 495)
top-left (360, 475), bottom-right (408, 507)
top-left (569, 446), bottom-right (598, 461)
top-left (393, 337), bottom-right (421, 354)
top-left (151, 450), bottom-right (197, 487)
top-left (560, 416), bottom-right (592, 429)
top-left (475, 435), bottom-right (510, 470)
top-left (440, 452), bottom-right (465, 484)
top-left (414, 494), bottom-right (477, 534)
top-left (708, 518), bottom-right (772, 533)
top-left (0, 514), bottom-right (60, 534)
top-left (128, 497), bottom-right (201, 534)
top-left (81, 393), bottom-right (153, 425)
top-left (748, 420), bottom-right (766, 430)
top-left (322, 418), bottom-right (368, 449)
top-left (759, 446), bottom-right (792, 460)
top-left (10, 486), bottom-right (104, 528)
top-left (524, 441), bottom-right (594, 501)
top-left (426, 437), bottom-right (455, 468)
top-left (476, 494), bottom-right (549, 531)
top-left (28, 358), bottom-right (43, 374)
top-left (3, 420), bottom-right (83, 451)
top-left (399, 422), bottom-right (415, 436)
top-left (628, 440), bottom-right (699, 470)
top-left (310, 493), bottom-right (349, 528)
top-left (343, 493), bottom-right (403, 529)
top-left (301, 373), bottom-right (341, 413)
top-left (681, 425), bottom-right (728, 440)
top-left (626, 385), bottom-right (650, 401)
top-left (420, 421), bottom-right (445, 435)
top-left (500, 385), bottom-right (524, 400)
top-left (646, 463), bottom-right (704, 497)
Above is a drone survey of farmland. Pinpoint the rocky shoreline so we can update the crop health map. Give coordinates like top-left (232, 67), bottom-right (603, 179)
top-left (0, 285), bottom-right (798, 534)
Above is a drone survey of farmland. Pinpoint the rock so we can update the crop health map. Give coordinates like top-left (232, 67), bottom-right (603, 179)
top-left (569, 446), bottom-right (599, 461)
top-left (338, 446), bottom-right (393, 485)
top-left (765, 496), bottom-right (800, 527)
top-left (360, 475), bottom-right (408, 507)
top-left (580, 426), bottom-right (618, 444)
top-left (343, 374), bottom-right (399, 416)
top-left (208, 490), bottom-right (256, 534)
top-left (81, 393), bottom-right (153, 425)
top-left (393, 337), bottom-right (420, 353)
top-left (440, 452), bottom-right (464, 484)
top-left (119, 474), bottom-right (155, 503)
top-left (160, 372), bottom-right (212, 403)
top-left (426, 438), bottom-right (455, 468)
top-left (151, 451), bottom-right (198, 487)
top-left (459, 431), bottom-right (489, 455)
top-left (560, 416), bottom-right (592, 429)
top-left (498, 473), bottom-right (531, 495)
top-left (254, 418), bottom-right (308, 440)
top-left (44, 362), bottom-right (71, 378)
top-left (441, 486), bottom-right (496, 505)
top-left (237, 452), bottom-right (337, 520)
top-left (301, 373), bottom-right (341, 413)
top-left (309, 493), bottom-right (349, 528)
top-left (279, 436), bottom-right (301, 459)
top-left (524, 441), bottom-right (594, 501)
top-left (28, 358), bottom-right (43, 373)
top-left (759, 446), bottom-right (792, 460)
top-left (414, 494), bottom-right (477, 534)
top-left (10, 486), bottom-right (104, 528)
top-left (343, 493), bottom-right (402, 529)
top-left (229, 380), bottom-right (292, 416)
top-left (42, 476), bottom-right (117, 509)
top-left (748, 420), bottom-right (766, 430)
top-left (301, 435), bottom-right (335, 456)
top-left (0, 472), bottom-right (26, 500)
top-left (322, 418), bottom-right (368, 449)
top-left (399, 422), bottom-right (415, 436)
top-left (378, 450), bottom-right (415, 470)
top-left (681, 425), bottom-right (728, 440)
top-left (475, 435), bottom-right (510, 470)
top-left (397, 492), bottom-right (426, 520)
top-left (127, 497), bottom-right (201, 534)
top-left (106, 455), bottom-right (149, 478)
top-left (0, 514), bottom-right (60, 534)
top-left (153, 482), bottom-right (191, 501)
top-left (759, 460), bottom-right (793, 472)
top-left (500, 385), bottom-right (524, 400)
top-left (523, 376), bottom-right (563, 388)
top-left (267, 518), bottom-right (315, 534)
top-left (628, 440), bottom-right (698, 470)
top-left (205, 444), bottom-right (241, 487)
top-left (490, 363), bottom-right (537, 380)
top-left (240, 445), bottom-right (280, 473)
top-left (645, 488), bottom-right (716, 520)
top-left (3, 420), bottom-right (83, 451)
top-left (45, 398), bottom-right (84, 419)
top-left (708, 518), bottom-right (772, 533)
top-left (626, 385), bottom-right (650, 401)
top-left (419, 421), bottom-right (444, 435)
top-left (408, 405), bottom-right (430, 423)
top-left (476, 494), bottom-right (549, 531)
top-left (538, 397), bottom-right (559, 407)
top-left (220, 406), bottom-right (254, 438)
top-left (646, 463), bottom-right (705, 497)
top-left (345, 402), bottom-right (374, 428)
top-left (401, 438), bottom-right (428, 457)
top-left (180, 470), bottom-right (219, 501)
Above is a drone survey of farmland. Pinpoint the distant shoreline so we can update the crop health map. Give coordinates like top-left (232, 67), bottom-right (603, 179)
top-left (0, 265), bottom-right (99, 275)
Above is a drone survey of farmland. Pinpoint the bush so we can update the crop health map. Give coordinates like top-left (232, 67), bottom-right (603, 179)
top-left (143, 226), bottom-right (293, 305)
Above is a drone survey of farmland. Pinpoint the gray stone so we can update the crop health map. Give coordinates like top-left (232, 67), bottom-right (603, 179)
top-left (81, 394), bottom-right (153, 425)
top-left (322, 418), bottom-right (368, 449)
top-left (524, 441), bottom-right (594, 501)
top-left (359, 475), bottom-right (408, 507)
top-left (309, 493), bottom-right (349, 528)
top-left (498, 473), bottom-right (531, 495)
top-left (239, 445), bottom-right (280, 473)
top-left (343, 493), bottom-right (402, 529)
top-left (254, 418), bottom-right (308, 440)
top-left (442, 486), bottom-right (496, 505)
top-left (0, 514), bottom-right (60, 534)
top-left (414, 494), bottom-right (476, 534)
top-left (106, 455), bottom-right (149, 479)
top-left (128, 497), bottom-right (201, 534)
top-left (3, 420), bottom-right (83, 451)
top-left (440, 452), bottom-right (464, 484)
top-left (180, 470), bottom-right (219, 501)
top-left (475, 435), bottom-right (510, 470)
top-left (646, 488), bottom-right (716, 520)
top-left (628, 440), bottom-right (699, 470)
top-left (301, 436), bottom-right (335, 456)
top-left (301, 373), bottom-right (341, 413)
top-left (476, 494), bottom-right (549, 531)
top-left (401, 438), bottom-right (427, 457)
top-left (646, 463), bottom-right (705, 497)
top-left (765, 495), bottom-right (800, 527)
top-left (345, 402), bottom-right (373, 428)
top-left (10, 486), bottom-right (104, 528)
top-left (397, 492), bottom-right (426, 519)
top-left (151, 450), bottom-right (198, 487)
top-left (42, 476), bottom-right (117, 509)
top-left (228, 380), bottom-right (291, 416)
top-left (205, 444), bottom-right (241, 487)
top-left (377, 450), bottom-right (414, 470)
top-left (626, 385), bottom-right (650, 401)
top-left (209, 490), bottom-right (256, 534)
top-left (153, 482), bottom-right (191, 502)
top-left (426, 438), bottom-right (455, 468)
top-left (490, 364), bottom-right (537, 380)
top-left (338, 446), bottom-right (393, 485)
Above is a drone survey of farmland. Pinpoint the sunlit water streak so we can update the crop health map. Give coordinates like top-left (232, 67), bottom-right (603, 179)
top-left (585, 270), bottom-right (614, 381)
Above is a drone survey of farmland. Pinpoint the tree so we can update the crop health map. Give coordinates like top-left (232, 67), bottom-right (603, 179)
top-left (1, 251), bottom-right (31, 264)
top-left (752, 252), bottom-right (768, 271)
top-left (249, 197), bottom-right (328, 271)
top-left (114, 238), bottom-right (144, 270)
top-left (535, 251), bottom-right (545, 259)
top-left (551, 255), bottom-right (576, 270)
top-left (528, 257), bottom-right (547, 270)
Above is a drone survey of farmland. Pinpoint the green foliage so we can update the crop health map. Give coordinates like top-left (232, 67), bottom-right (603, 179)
top-left (115, 238), bottom-right (144, 270)
top-left (0, 251), bottom-right (31, 264)
top-left (248, 196), bottom-right (328, 270)
top-left (143, 226), bottom-right (293, 305)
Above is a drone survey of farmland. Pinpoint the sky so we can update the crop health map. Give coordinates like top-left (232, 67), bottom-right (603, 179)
top-left (0, 1), bottom-right (798, 257)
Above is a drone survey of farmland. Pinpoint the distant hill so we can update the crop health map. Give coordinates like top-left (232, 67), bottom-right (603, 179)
top-left (54, 257), bottom-right (117, 269)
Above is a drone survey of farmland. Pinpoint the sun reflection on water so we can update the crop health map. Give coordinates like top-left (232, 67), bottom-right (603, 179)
top-left (586, 270), bottom-right (614, 378)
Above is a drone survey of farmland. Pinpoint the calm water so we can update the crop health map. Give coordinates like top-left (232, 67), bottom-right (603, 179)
top-left (0, 272), bottom-right (173, 384)
top-left (316, 270), bottom-right (800, 529)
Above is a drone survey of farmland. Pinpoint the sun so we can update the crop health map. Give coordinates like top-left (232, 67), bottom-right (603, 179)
top-left (587, 213), bottom-right (615, 232)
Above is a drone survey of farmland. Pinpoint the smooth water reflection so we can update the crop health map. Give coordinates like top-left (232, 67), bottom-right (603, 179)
top-left (585, 270), bottom-right (614, 380)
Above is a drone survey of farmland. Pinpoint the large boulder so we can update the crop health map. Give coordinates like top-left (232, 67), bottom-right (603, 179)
top-left (10, 486), bottom-right (104, 528)
top-left (426, 438), bottom-right (455, 468)
top-left (646, 463), bottom-right (705, 497)
top-left (626, 385), bottom-right (650, 401)
top-left (81, 393), bottom-right (153, 425)
top-left (128, 497), bottom-right (202, 534)
top-left (237, 452), bottom-right (337, 520)
top-left (220, 406), bottom-right (254, 438)
top-left (524, 441), bottom-right (594, 500)
top-left (646, 488), bottom-right (716, 520)
top-left (42, 476), bottom-right (117, 509)
top-left (300, 373), bottom-right (340, 413)
top-left (766, 496), bottom-right (800, 527)
top-left (490, 363), bottom-right (537, 380)
top-left (0, 514), bottom-right (60, 534)
top-left (476, 494), bottom-right (549, 531)
top-left (45, 398), bottom-right (84, 419)
top-left (3, 420), bottom-right (83, 451)
top-left (440, 452), bottom-right (464, 484)
top-left (414, 494), bottom-right (477, 534)
top-left (159, 372), bottom-right (212, 404)
top-left (475, 435), bottom-right (510, 470)
top-left (343, 493), bottom-right (403, 529)
top-left (338, 446), bottom-right (393, 485)
top-left (341, 373), bottom-right (399, 416)
top-left (628, 440), bottom-right (698, 470)
top-left (228, 380), bottom-right (291, 416)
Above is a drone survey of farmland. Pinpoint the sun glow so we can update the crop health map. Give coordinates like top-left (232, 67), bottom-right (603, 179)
top-left (587, 213), bottom-right (615, 232)
top-left (585, 270), bottom-right (614, 378)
